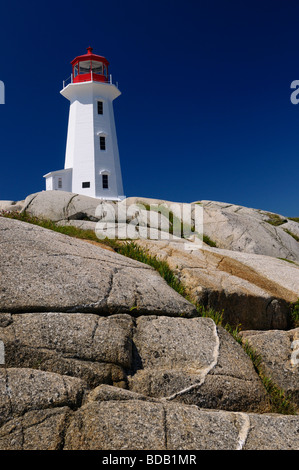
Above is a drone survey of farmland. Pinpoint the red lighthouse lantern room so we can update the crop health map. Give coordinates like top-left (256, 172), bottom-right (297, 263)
top-left (71, 47), bottom-right (109, 83)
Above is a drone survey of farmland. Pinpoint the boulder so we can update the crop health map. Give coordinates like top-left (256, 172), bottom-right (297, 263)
top-left (0, 313), bottom-right (133, 388)
top-left (240, 327), bottom-right (299, 406)
top-left (0, 200), bottom-right (24, 212)
top-left (21, 191), bottom-right (103, 222)
top-left (0, 407), bottom-right (71, 450)
top-left (21, 191), bottom-right (186, 239)
top-left (123, 197), bottom-right (299, 262)
top-left (0, 368), bottom-right (86, 426)
top-left (128, 316), bottom-right (270, 412)
top-left (0, 217), bottom-right (195, 317)
top-left (13, 191), bottom-right (299, 330)
top-left (0, 393), bottom-right (298, 450)
top-left (242, 413), bottom-right (299, 450)
top-left (282, 219), bottom-right (299, 239)
top-left (200, 200), bottom-right (299, 262)
top-left (63, 396), bottom-right (299, 450)
top-left (0, 380), bottom-right (297, 450)
top-left (0, 312), bottom-right (270, 413)
top-left (21, 192), bottom-right (174, 230)
top-left (135, 238), bottom-right (299, 330)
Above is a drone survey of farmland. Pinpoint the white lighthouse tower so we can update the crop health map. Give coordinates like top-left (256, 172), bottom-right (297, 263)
top-left (44, 47), bottom-right (124, 200)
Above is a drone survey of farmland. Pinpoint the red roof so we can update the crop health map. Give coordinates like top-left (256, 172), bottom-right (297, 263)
top-left (71, 47), bottom-right (109, 66)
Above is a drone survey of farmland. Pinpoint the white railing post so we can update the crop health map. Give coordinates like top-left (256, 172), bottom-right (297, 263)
top-left (71, 73), bottom-right (73, 83)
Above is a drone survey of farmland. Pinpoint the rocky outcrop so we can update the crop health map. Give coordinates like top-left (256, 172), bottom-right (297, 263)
top-left (198, 200), bottom-right (299, 261)
top-left (128, 316), bottom-right (269, 412)
top-left (6, 190), bottom-right (299, 330)
top-left (0, 217), bottom-right (194, 316)
top-left (0, 192), bottom-right (299, 450)
top-left (0, 383), bottom-right (298, 450)
top-left (0, 312), bottom-right (270, 413)
top-left (1, 310), bottom-right (298, 449)
top-left (0, 200), bottom-right (24, 212)
top-left (63, 391), bottom-right (299, 451)
top-left (20, 191), bottom-right (101, 223)
top-left (135, 238), bottom-right (299, 330)
top-left (6, 191), bottom-right (299, 262)
top-left (241, 328), bottom-right (299, 406)
top-left (0, 368), bottom-right (86, 426)
top-left (0, 313), bottom-right (132, 388)
top-left (13, 191), bottom-right (299, 262)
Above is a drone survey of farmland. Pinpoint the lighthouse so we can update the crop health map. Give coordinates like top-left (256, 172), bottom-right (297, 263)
top-left (44, 47), bottom-right (125, 200)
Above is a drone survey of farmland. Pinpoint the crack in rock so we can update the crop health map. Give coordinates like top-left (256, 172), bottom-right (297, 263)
top-left (234, 412), bottom-right (251, 450)
top-left (164, 321), bottom-right (220, 401)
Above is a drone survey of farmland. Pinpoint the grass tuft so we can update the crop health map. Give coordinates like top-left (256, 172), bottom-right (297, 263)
top-left (224, 326), bottom-right (297, 414)
top-left (115, 241), bottom-right (187, 298)
top-left (265, 213), bottom-right (288, 226)
top-left (203, 234), bottom-right (217, 247)
top-left (284, 229), bottom-right (299, 242)
top-left (278, 257), bottom-right (297, 264)
top-left (0, 210), bottom-right (120, 248)
top-left (195, 304), bottom-right (224, 325)
top-left (291, 299), bottom-right (299, 328)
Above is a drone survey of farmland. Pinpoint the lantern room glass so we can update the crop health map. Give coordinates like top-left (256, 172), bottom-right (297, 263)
top-left (91, 60), bottom-right (103, 75)
top-left (76, 60), bottom-right (107, 77)
top-left (79, 61), bottom-right (91, 74)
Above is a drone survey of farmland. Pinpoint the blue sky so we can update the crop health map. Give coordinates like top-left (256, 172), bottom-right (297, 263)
top-left (0, 0), bottom-right (299, 216)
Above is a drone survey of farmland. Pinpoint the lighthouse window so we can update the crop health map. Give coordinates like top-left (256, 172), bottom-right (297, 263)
top-left (100, 136), bottom-right (106, 150)
top-left (79, 61), bottom-right (91, 74)
top-left (97, 101), bottom-right (103, 115)
top-left (91, 61), bottom-right (103, 75)
top-left (82, 182), bottom-right (90, 188)
top-left (102, 174), bottom-right (109, 189)
top-left (58, 177), bottom-right (62, 189)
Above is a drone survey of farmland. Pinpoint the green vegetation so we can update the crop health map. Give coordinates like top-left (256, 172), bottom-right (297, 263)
top-left (136, 202), bottom-right (151, 212)
top-left (0, 210), bottom-right (104, 242)
top-left (229, 327), bottom-right (296, 414)
top-left (291, 299), bottom-right (299, 328)
top-left (115, 241), bottom-right (187, 298)
top-left (261, 377), bottom-right (297, 415)
top-left (265, 213), bottom-right (288, 226)
top-left (136, 202), bottom-right (194, 239)
top-left (0, 210), bottom-right (186, 297)
top-left (203, 234), bottom-right (217, 247)
top-left (284, 229), bottom-right (299, 242)
top-left (278, 258), bottom-right (297, 265)
top-left (288, 217), bottom-right (299, 223)
top-left (197, 304), bottom-right (297, 414)
top-left (195, 304), bottom-right (224, 325)
top-left (1, 209), bottom-right (297, 414)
